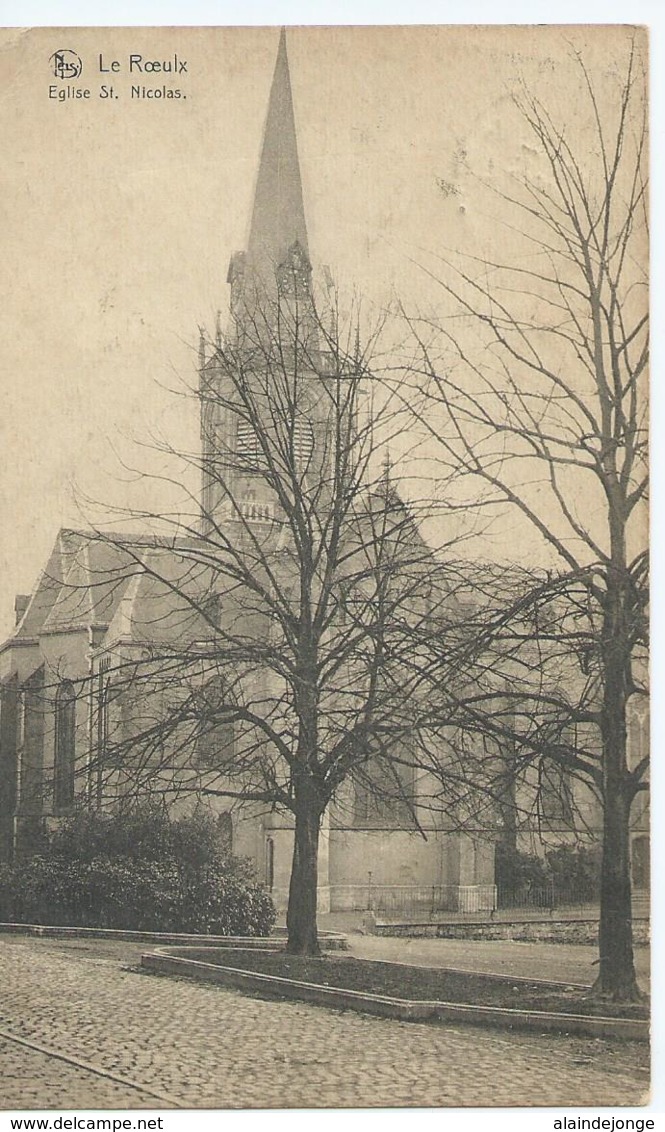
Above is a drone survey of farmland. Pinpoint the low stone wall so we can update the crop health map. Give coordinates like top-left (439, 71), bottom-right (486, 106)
top-left (0, 922), bottom-right (348, 950)
top-left (141, 946), bottom-right (649, 1042)
top-left (374, 919), bottom-right (650, 946)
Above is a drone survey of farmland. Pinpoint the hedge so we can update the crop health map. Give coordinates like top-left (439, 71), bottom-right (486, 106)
top-left (0, 807), bottom-right (275, 936)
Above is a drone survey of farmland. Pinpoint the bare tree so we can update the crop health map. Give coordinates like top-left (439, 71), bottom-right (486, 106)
top-left (70, 281), bottom-right (462, 957)
top-left (404, 41), bottom-right (648, 1000)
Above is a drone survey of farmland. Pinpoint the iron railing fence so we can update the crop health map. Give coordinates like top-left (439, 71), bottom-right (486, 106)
top-left (497, 881), bottom-right (597, 911)
top-left (330, 882), bottom-right (649, 923)
top-left (334, 883), bottom-right (497, 918)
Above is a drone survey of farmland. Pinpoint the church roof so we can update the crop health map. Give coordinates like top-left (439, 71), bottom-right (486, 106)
top-left (1, 530), bottom-right (207, 653)
top-left (102, 543), bottom-right (214, 648)
top-left (3, 531), bottom-right (136, 645)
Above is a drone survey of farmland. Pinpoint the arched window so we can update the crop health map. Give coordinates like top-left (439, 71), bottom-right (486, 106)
top-left (265, 836), bottom-right (275, 891)
top-left (196, 677), bottom-right (235, 769)
top-left (354, 754), bottom-right (415, 829)
top-left (536, 719), bottom-right (575, 827)
top-left (631, 834), bottom-right (650, 889)
top-left (539, 758), bottom-right (573, 825)
top-left (54, 680), bottom-right (76, 811)
top-left (94, 664), bottom-right (112, 810)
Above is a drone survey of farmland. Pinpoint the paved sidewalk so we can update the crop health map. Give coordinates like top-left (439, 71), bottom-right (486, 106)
top-left (315, 913), bottom-right (651, 989)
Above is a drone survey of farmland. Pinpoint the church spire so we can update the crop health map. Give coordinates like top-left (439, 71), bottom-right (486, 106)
top-left (246, 28), bottom-right (310, 279)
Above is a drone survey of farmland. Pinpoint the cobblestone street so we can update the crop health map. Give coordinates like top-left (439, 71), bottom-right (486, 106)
top-left (0, 937), bottom-right (649, 1111)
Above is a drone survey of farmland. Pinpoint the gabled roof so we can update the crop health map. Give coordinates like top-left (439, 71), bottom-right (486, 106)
top-left (41, 531), bottom-right (139, 633)
top-left (1, 528), bottom-right (221, 661)
top-left (5, 530), bottom-right (137, 645)
top-left (3, 531), bottom-right (176, 650)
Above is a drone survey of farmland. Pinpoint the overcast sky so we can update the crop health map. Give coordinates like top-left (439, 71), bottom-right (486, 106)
top-left (0, 24), bottom-right (645, 638)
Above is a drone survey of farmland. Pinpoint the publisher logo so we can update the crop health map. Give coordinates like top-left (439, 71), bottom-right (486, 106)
top-left (50, 50), bottom-right (83, 80)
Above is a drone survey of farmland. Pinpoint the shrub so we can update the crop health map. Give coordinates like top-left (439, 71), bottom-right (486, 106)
top-left (545, 844), bottom-right (601, 898)
top-left (1, 806), bottom-right (275, 936)
top-left (495, 846), bottom-right (550, 893)
top-left (494, 842), bottom-right (603, 909)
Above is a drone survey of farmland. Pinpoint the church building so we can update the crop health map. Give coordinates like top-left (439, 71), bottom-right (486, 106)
top-left (2, 31), bottom-right (637, 917)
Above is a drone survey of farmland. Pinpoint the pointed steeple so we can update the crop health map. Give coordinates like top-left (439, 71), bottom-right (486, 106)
top-left (246, 28), bottom-right (310, 278)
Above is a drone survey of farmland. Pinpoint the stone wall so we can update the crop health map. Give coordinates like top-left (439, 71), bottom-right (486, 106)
top-left (374, 918), bottom-right (650, 946)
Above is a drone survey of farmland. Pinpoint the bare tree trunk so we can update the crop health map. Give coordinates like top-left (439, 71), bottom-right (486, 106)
top-left (593, 569), bottom-right (641, 1001)
top-left (285, 797), bottom-right (321, 955)
top-left (595, 773), bottom-right (640, 1000)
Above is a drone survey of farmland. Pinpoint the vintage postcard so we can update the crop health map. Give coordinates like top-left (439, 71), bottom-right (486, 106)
top-left (0, 25), bottom-right (649, 1115)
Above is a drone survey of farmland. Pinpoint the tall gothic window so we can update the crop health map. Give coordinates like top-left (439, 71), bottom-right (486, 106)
top-left (54, 680), bottom-right (76, 811)
top-left (354, 754), bottom-right (415, 828)
top-left (196, 677), bottom-right (235, 769)
top-left (94, 662), bottom-right (112, 810)
top-left (539, 758), bottom-right (573, 824)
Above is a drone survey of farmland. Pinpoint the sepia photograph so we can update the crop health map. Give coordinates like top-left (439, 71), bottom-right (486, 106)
top-left (0, 17), bottom-right (651, 1116)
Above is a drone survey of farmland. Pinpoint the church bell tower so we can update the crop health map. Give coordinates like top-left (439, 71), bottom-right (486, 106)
top-left (200, 30), bottom-right (326, 533)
